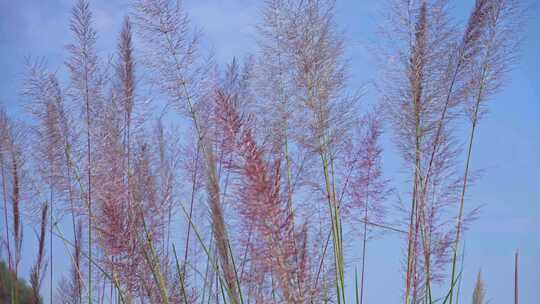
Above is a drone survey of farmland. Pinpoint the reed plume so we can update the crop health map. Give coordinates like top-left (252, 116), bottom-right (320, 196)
top-left (23, 60), bottom-right (67, 304)
top-left (380, 1), bottom-right (469, 301)
top-left (344, 110), bottom-right (390, 304)
top-left (66, 0), bottom-right (102, 301)
top-left (214, 70), bottom-right (302, 302)
top-left (449, 1), bottom-right (523, 302)
top-left (0, 107), bottom-right (25, 302)
top-left (472, 270), bottom-right (486, 304)
top-left (134, 1), bottom-right (240, 301)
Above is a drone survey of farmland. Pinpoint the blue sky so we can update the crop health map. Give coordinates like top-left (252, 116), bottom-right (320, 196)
top-left (0, 0), bottom-right (539, 303)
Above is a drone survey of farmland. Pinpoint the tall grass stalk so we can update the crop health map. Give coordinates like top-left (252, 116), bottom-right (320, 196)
top-left (514, 250), bottom-right (519, 304)
top-left (177, 192), bottom-right (242, 304)
top-left (134, 1), bottom-right (240, 300)
top-left (66, 0), bottom-right (101, 301)
top-left (0, 0), bottom-right (526, 302)
top-left (449, 1), bottom-right (522, 301)
top-left (51, 220), bottom-right (127, 304)
top-left (404, 4), bottom-right (427, 303)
